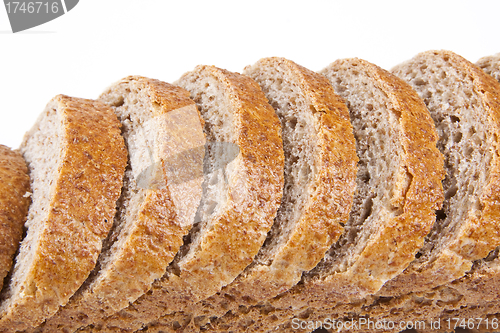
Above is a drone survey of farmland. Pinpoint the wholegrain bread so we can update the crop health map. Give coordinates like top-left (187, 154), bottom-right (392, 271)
top-left (0, 145), bottom-right (30, 291)
top-left (197, 58), bottom-right (445, 333)
top-left (0, 95), bottom-right (127, 331)
top-left (137, 57), bottom-right (359, 332)
top-left (30, 76), bottom-right (206, 333)
top-left (82, 65), bottom-right (285, 332)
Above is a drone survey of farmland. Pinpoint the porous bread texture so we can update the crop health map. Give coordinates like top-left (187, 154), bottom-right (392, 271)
top-left (382, 50), bottom-right (500, 295)
top-left (145, 57), bottom-right (359, 333)
top-left (0, 145), bottom-right (30, 291)
top-left (0, 95), bottom-right (126, 331)
top-left (192, 58), bottom-right (444, 333)
top-left (29, 77), bottom-right (205, 333)
top-left (83, 66), bottom-right (284, 332)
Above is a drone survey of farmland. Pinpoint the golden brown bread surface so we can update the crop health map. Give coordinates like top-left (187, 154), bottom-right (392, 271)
top-left (0, 145), bottom-right (30, 291)
top-left (29, 77), bottom-right (206, 333)
top-left (82, 66), bottom-right (285, 332)
top-left (0, 95), bottom-right (127, 331)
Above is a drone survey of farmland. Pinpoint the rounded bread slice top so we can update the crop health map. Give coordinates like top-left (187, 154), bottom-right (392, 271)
top-left (383, 50), bottom-right (500, 295)
top-left (30, 76), bottom-right (206, 333)
top-left (0, 95), bottom-right (127, 331)
top-left (0, 145), bottom-right (30, 291)
top-left (83, 65), bottom-right (285, 332)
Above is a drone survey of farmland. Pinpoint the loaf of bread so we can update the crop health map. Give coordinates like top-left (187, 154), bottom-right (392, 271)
top-left (0, 95), bottom-right (127, 331)
top-left (0, 145), bottom-right (30, 291)
top-left (477, 53), bottom-right (500, 81)
top-left (3, 50), bottom-right (500, 333)
top-left (80, 65), bottom-right (285, 332)
top-left (28, 77), bottom-right (206, 333)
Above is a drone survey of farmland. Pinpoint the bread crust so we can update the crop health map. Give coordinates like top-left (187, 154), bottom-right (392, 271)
top-left (0, 145), bottom-right (30, 291)
top-left (30, 77), bottom-right (205, 333)
top-left (83, 66), bottom-right (285, 332)
top-left (383, 50), bottom-right (500, 294)
top-left (0, 95), bottom-right (127, 331)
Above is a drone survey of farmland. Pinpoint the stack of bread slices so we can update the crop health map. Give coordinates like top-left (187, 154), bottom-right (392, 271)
top-left (0, 50), bottom-right (499, 333)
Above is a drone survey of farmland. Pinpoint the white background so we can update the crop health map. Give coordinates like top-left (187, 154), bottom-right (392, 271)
top-left (1, 0), bottom-right (499, 149)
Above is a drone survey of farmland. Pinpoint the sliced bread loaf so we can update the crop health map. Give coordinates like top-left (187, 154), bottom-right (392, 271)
top-left (380, 50), bottom-right (500, 295)
top-left (29, 76), bottom-right (206, 333)
top-left (135, 57), bottom-right (359, 333)
top-left (82, 65), bottom-right (285, 332)
top-left (0, 145), bottom-right (30, 291)
top-left (0, 95), bottom-right (127, 331)
top-left (200, 58), bottom-right (445, 333)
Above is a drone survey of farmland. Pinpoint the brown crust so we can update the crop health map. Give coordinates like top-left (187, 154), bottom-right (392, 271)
top-left (383, 50), bottom-right (500, 294)
top-left (31, 77), bottom-right (205, 333)
top-left (0, 145), bottom-right (30, 290)
top-left (84, 66), bottom-right (285, 332)
top-left (221, 57), bottom-right (358, 302)
top-left (0, 95), bottom-right (127, 331)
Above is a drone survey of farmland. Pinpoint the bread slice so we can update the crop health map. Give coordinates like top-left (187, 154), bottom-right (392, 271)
top-left (198, 58), bottom-right (444, 333)
top-left (0, 95), bottom-right (127, 331)
top-left (81, 65), bottom-right (285, 332)
top-left (378, 50), bottom-right (500, 295)
top-left (0, 145), bottom-right (30, 291)
top-left (225, 57), bottom-right (357, 302)
top-left (28, 76), bottom-right (206, 333)
top-left (133, 57), bottom-right (359, 333)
